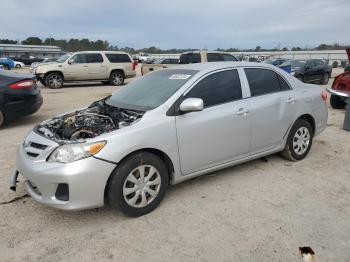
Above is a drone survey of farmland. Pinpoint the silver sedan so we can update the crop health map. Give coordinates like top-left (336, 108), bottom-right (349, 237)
top-left (10, 62), bottom-right (328, 216)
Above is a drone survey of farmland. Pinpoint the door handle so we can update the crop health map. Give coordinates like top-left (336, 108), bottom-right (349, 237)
top-left (235, 108), bottom-right (249, 115)
top-left (285, 97), bottom-right (296, 104)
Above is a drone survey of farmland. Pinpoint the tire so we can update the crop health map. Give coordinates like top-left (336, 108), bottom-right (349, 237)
top-left (109, 70), bottom-right (125, 86)
top-left (3, 64), bottom-right (9, 70)
top-left (321, 73), bottom-right (329, 85)
top-left (45, 72), bottom-right (63, 89)
top-left (281, 119), bottom-right (313, 161)
top-left (15, 64), bottom-right (21, 68)
top-left (108, 152), bottom-right (169, 217)
top-left (296, 75), bottom-right (304, 82)
top-left (330, 95), bottom-right (346, 109)
top-left (0, 110), bottom-right (4, 128)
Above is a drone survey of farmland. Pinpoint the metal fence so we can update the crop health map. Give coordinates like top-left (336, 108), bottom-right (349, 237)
top-left (147, 50), bottom-right (348, 65)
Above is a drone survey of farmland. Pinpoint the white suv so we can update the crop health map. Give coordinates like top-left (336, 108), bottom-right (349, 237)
top-left (35, 51), bottom-right (137, 88)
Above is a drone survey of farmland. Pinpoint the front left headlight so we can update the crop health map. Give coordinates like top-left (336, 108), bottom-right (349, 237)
top-left (48, 141), bottom-right (106, 163)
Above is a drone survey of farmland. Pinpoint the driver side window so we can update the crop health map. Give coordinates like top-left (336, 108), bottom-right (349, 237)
top-left (71, 54), bottom-right (87, 63)
top-left (184, 69), bottom-right (242, 108)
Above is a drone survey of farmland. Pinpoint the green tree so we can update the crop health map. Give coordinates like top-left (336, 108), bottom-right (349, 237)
top-left (21, 37), bottom-right (43, 45)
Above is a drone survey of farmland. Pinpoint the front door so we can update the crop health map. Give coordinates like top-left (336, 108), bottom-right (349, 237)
top-left (175, 69), bottom-right (251, 175)
top-left (64, 54), bottom-right (90, 80)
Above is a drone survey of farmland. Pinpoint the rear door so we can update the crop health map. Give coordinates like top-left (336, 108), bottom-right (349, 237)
top-left (86, 53), bottom-right (106, 80)
top-left (175, 69), bottom-right (251, 174)
top-left (304, 60), bottom-right (319, 83)
top-left (244, 68), bottom-right (297, 154)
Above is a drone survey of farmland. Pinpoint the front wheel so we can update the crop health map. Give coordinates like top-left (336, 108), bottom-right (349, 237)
top-left (281, 119), bottom-right (313, 161)
top-left (108, 152), bottom-right (169, 217)
top-left (109, 71), bottom-right (125, 86)
top-left (330, 95), bottom-right (346, 109)
top-left (15, 64), bottom-right (21, 68)
top-left (45, 73), bottom-right (63, 89)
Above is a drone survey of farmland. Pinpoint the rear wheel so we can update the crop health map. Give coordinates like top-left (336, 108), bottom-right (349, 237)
top-left (45, 73), bottom-right (63, 89)
top-left (321, 73), bottom-right (329, 85)
top-left (109, 70), bottom-right (125, 86)
top-left (108, 152), bottom-right (169, 217)
top-left (330, 95), bottom-right (346, 109)
top-left (15, 64), bottom-right (21, 68)
top-left (3, 64), bottom-right (9, 70)
top-left (281, 119), bottom-right (313, 161)
top-left (0, 110), bottom-right (4, 128)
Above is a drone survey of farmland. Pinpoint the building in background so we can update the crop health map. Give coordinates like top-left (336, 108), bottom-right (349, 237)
top-left (0, 44), bottom-right (64, 58)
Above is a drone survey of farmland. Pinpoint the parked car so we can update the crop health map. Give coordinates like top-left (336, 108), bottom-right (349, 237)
top-left (141, 50), bottom-right (238, 75)
top-left (279, 59), bottom-right (332, 84)
top-left (326, 48), bottom-right (350, 109)
top-left (0, 70), bottom-right (43, 128)
top-left (10, 62), bottom-right (328, 216)
top-left (10, 55), bottom-right (44, 66)
top-left (141, 58), bottom-right (179, 75)
top-left (138, 53), bottom-right (153, 63)
top-left (0, 58), bottom-right (15, 70)
top-left (30, 57), bottom-right (59, 73)
top-left (263, 58), bottom-right (289, 66)
top-left (33, 51), bottom-right (137, 88)
top-left (14, 61), bottom-right (25, 68)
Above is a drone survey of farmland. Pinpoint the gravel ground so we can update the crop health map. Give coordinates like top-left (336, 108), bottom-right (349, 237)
top-left (0, 67), bottom-right (349, 262)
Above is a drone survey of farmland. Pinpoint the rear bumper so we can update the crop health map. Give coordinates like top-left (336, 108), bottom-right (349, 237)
top-left (326, 87), bottom-right (350, 98)
top-left (12, 143), bottom-right (116, 210)
top-left (4, 95), bottom-right (43, 120)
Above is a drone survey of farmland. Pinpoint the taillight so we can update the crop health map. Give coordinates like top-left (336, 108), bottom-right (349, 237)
top-left (8, 80), bottom-right (34, 89)
top-left (132, 60), bottom-right (138, 71)
top-left (321, 90), bottom-right (328, 102)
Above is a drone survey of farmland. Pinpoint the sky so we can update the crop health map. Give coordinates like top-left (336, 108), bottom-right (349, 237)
top-left (0, 0), bottom-right (349, 50)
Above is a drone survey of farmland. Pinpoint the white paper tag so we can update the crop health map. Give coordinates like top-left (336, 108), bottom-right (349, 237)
top-left (169, 74), bottom-right (192, 80)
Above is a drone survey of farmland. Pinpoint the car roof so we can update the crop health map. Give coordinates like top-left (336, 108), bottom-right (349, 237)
top-left (174, 61), bottom-right (277, 72)
top-left (73, 51), bottom-right (130, 55)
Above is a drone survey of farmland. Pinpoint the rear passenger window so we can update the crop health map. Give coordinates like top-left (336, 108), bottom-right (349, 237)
top-left (185, 70), bottom-right (242, 108)
top-left (277, 75), bottom-right (290, 91)
top-left (179, 53), bottom-right (201, 64)
top-left (223, 54), bottom-right (237, 61)
top-left (207, 53), bottom-right (223, 62)
top-left (106, 54), bottom-right (132, 63)
top-left (245, 68), bottom-right (288, 96)
top-left (87, 53), bottom-right (103, 63)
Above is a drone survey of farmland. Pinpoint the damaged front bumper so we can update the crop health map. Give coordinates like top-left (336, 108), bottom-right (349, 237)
top-left (10, 131), bottom-right (117, 210)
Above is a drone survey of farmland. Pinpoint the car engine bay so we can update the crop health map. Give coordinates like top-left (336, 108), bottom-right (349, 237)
top-left (35, 99), bottom-right (144, 142)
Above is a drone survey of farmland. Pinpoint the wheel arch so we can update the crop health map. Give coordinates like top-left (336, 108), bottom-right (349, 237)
top-left (109, 68), bottom-right (125, 77)
top-left (296, 114), bottom-right (315, 135)
top-left (104, 148), bottom-right (175, 200)
top-left (44, 71), bottom-right (64, 81)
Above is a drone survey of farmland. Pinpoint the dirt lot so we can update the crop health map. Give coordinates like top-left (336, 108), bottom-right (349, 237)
top-left (0, 67), bottom-right (349, 262)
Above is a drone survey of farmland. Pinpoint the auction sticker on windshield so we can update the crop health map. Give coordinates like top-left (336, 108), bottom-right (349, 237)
top-left (169, 74), bottom-right (192, 80)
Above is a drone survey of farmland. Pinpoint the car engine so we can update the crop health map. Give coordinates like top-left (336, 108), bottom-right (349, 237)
top-left (35, 99), bottom-right (144, 142)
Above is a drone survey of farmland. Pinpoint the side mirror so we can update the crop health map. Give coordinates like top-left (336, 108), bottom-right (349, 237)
top-left (179, 98), bottom-right (204, 113)
top-left (68, 59), bottom-right (75, 65)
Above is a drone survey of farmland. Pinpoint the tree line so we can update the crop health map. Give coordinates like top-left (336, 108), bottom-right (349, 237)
top-left (0, 37), bottom-right (347, 54)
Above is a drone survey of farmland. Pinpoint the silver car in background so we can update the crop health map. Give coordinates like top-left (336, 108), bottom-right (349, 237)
top-left (10, 62), bottom-right (328, 216)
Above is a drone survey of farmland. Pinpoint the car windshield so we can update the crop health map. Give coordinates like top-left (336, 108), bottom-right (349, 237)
top-left (56, 54), bottom-right (71, 63)
top-left (280, 60), bottom-right (306, 68)
top-left (106, 69), bottom-right (198, 111)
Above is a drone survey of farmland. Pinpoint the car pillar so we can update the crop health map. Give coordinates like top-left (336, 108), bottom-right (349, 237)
top-left (343, 97), bottom-right (350, 131)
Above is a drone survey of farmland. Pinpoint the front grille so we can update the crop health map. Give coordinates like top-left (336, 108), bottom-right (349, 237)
top-left (26, 152), bottom-right (39, 158)
top-left (30, 142), bottom-right (48, 150)
top-left (24, 140), bottom-right (49, 159)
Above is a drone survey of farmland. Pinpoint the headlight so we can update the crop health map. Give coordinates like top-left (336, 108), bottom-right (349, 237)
top-left (48, 141), bottom-right (106, 163)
